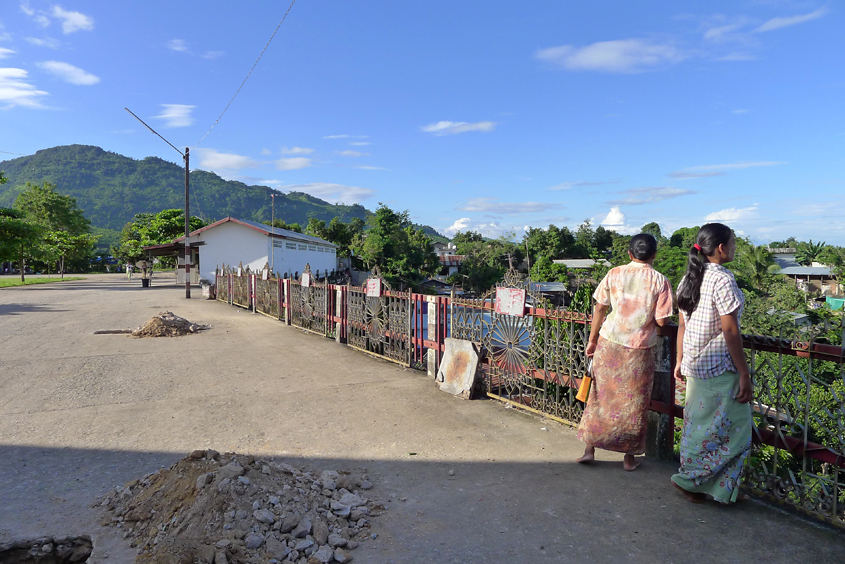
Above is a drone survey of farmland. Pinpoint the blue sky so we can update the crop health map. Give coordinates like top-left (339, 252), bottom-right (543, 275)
top-left (1, 1), bottom-right (843, 244)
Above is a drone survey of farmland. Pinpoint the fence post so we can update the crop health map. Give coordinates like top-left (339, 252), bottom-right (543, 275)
top-left (335, 286), bottom-right (344, 344)
top-left (646, 334), bottom-right (675, 461)
top-left (427, 296), bottom-right (438, 377)
top-left (283, 278), bottom-right (291, 325)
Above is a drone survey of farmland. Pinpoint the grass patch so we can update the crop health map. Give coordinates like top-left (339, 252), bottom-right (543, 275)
top-left (0, 277), bottom-right (84, 288)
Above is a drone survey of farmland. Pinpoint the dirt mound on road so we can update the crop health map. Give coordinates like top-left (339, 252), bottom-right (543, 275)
top-left (98, 450), bottom-right (382, 564)
top-left (132, 311), bottom-right (209, 338)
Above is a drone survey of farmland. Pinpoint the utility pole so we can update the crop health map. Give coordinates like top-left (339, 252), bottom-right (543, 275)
top-left (184, 147), bottom-right (191, 298)
top-left (271, 193), bottom-right (276, 272)
top-left (125, 107), bottom-right (192, 299)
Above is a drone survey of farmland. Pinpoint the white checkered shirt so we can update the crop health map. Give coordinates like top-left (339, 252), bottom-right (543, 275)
top-left (678, 263), bottom-right (744, 379)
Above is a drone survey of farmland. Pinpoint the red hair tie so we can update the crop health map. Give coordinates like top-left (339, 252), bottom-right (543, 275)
top-left (693, 244), bottom-right (702, 252)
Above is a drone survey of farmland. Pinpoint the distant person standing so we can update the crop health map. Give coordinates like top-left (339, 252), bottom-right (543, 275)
top-left (576, 233), bottom-right (674, 471)
top-left (126, 263), bottom-right (132, 279)
top-left (671, 223), bottom-right (752, 504)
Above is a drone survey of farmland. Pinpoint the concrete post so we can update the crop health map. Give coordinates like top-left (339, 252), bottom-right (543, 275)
top-left (427, 298), bottom-right (437, 378)
top-left (335, 287), bottom-right (343, 344)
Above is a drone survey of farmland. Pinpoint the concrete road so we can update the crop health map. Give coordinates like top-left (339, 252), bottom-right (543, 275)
top-left (1, 274), bottom-right (843, 563)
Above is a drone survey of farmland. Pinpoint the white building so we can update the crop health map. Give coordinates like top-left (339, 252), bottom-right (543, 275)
top-left (145, 217), bottom-right (338, 283)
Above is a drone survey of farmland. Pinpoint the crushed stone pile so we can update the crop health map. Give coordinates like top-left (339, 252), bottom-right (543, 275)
top-left (97, 450), bottom-right (383, 564)
top-left (133, 311), bottom-right (209, 338)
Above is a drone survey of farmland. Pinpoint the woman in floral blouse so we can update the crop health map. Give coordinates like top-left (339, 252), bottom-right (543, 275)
top-left (671, 222), bottom-right (753, 504)
top-left (577, 233), bottom-right (674, 471)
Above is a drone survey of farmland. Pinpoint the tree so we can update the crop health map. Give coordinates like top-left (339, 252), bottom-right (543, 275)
top-left (350, 203), bottom-right (438, 288)
top-left (452, 230), bottom-right (484, 254)
top-left (529, 256), bottom-right (568, 283)
top-left (13, 182), bottom-right (94, 278)
top-left (305, 218), bottom-right (328, 240)
top-left (264, 219), bottom-right (302, 233)
top-left (795, 240), bottom-right (827, 266)
top-left (734, 243), bottom-right (780, 292)
top-left (653, 246), bottom-right (688, 290)
top-left (669, 226), bottom-right (699, 250)
top-left (114, 209), bottom-right (206, 265)
top-left (641, 222), bottom-right (662, 240)
top-left (0, 208), bottom-right (40, 281)
top-left (449, 234), bottom-right (524, 294)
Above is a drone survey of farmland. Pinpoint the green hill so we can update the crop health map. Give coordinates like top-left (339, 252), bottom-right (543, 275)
top-left (0, 145), bottom-right (446, 242)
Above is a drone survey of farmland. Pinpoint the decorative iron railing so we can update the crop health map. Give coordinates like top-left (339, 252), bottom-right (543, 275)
top-left (347, 267), bottom-right (411, 365)
top-left (289, 263), bottom-right (330, 337)
top-left (215, 265), bottom-right (230, 304)
top-left (208, 265), bottom-right (845, 528)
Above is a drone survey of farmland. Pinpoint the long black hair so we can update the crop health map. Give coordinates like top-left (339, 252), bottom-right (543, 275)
top-left (630, 233), bottom-right (658, 261)
top-left (677, 223), bottom-right (733, 317)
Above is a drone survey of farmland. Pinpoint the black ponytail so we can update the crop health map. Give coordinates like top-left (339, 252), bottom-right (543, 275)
top-left (677, 223), bottom-right (733, 317)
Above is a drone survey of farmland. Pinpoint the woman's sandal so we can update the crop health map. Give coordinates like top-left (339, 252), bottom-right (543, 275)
top-left (673, 481), bottom-right (706, 504)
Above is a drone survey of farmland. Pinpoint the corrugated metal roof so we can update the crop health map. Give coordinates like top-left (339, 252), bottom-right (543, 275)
top-left (236, 217), bottom-right (337, 247)
top-left (552, 258), bottom-right (609, 269)
top-left (778, 266), bottom-right (833, 276)
top-left (439, 255), bottom-right (464, 266)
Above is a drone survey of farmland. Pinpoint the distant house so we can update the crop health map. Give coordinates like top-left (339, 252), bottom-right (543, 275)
top-left (771, 248), bottom-right (839, 295)
top-left (143, 217), bottom-right (337, 284)
top-left (437, 255), bottom-right (464, 280)
top-left (552, 258), bottom-right (610, 269)
top-left (433, 241), bottom-right (458, 256)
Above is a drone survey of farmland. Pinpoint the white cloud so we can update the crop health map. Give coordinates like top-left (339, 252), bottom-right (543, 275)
top-left (194, 148), bottom-right (259, 171)
top-left (683, 161), bottom-right (785, 173)
top-left (606, 186), bottom-right (696, 205)
top-left (282, 182), bottom-right (375, 204)
top-left (0, 48), bottom-right (15, 59)
top-left (421, 120), bottom-right (496, 135)
top-left (25, 37), bottom-right (60, 49)
top-left (349, 141), bottom-right (371, 146)
top-left (355, 165), bottom-right (387, 171)
top-left (51, 6), bottom-right (94, 34)
top-left (715, 53), bottom-right (757, 62)
top-left (167, 39), bottom-right (188, 52)
top-left (36, 61), bottom-right (99, 85)
top-left (281, 147), bottom-right (313, 155)
top-left (599, 206), bottom-right (640, 235)
top-left (323, 134), bottom-right (368, 139)
top-left (20, 2), bottom-right (35, 16)
top-left (35, 15), bottom-right (50, 27)
top-left (0, 67), bottom-right (48, 108)
top-left (704, 23), bottom-right (744, 40)
top-left (260, 148), bottom-right (272, 156)
top-left (456, 197), bottom-right (560, 214)
top-left (705, 204), bottom-right (759, 222)
top-left (202, 51), bottom-right (225, 60)
top-left (443, 217), bottom-right (509, 239)
top-left (155, 104), bottom-right (195, 127)
top-left (0, 32), bottom-right (11, 42)
top-left (755, 7), bottom-right (828, 33)
top-left (275, 157), bottom-right (312, 170)
top-left (732, 108), bottom-right (749, 114)
top-left (534, 39), bottom-right (685, 73)
top-left (336, 150), bottom-right (369, 157)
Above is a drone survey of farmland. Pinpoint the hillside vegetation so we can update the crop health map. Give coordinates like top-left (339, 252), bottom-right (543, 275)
top-left (0, 145), bottom-right (446, 242)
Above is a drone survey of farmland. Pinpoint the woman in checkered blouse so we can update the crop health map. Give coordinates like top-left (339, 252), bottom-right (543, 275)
top-left (671, 223), bottom-right (753, 504)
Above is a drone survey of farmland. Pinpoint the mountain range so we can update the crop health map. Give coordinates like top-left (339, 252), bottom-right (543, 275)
top-left (0, 145), bottom-right (446, 242)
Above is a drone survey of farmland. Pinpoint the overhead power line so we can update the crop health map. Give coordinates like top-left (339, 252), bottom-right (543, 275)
top-left (194, 0), bottom-right (298, 149)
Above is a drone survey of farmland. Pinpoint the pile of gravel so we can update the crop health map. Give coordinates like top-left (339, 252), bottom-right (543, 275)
top-left (98, 450), bottom-right (382, 564)
top-left (132, 311), bottom-right (209, 338)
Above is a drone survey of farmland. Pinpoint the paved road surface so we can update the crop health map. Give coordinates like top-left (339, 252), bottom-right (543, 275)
top-left (1, 274), bottom-right (843, 563)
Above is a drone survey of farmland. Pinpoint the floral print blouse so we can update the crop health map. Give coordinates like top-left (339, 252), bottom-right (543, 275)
top-left (593, 262), bottom-right (674, 349)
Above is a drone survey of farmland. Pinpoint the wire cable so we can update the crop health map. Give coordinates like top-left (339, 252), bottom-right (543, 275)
top-left (194, 0), bottom-right (297, 149)
top-left (0, 150), bottom-right (25, 156)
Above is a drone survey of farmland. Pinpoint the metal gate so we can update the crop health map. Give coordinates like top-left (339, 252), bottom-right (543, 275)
top-left (255, 263), bottom-right (282, 320)
top-left (347, 267), bottom-right (411, 366)
top-left (289, 264), bottom-right (329, 336)
top-left (451, 269), bottom-right (591, 426)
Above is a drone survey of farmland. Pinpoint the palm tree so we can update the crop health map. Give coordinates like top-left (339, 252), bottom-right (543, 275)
top-left (736, 244), bottom-right (780, 291)
top-left (795, 240), bottom-right (827, 266)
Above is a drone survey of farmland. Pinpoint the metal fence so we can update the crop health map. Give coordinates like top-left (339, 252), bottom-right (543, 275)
top-left (211, 264), bottom-right (845, 528)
